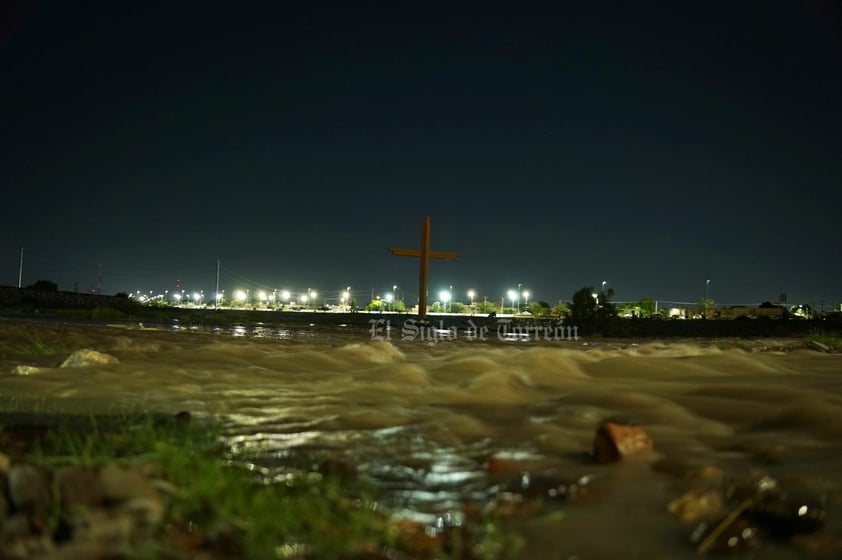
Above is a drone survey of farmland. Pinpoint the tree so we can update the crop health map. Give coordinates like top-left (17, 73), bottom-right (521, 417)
top-left (364, 299), bottom-right (384, 312)
top-left (528, 301), bottom-right (551, 317)
top-left (698, 298), bottom-right (716, 318)
top-left (450, 302), bottom-right (467, 314)
top-left (552, 302), bottom-right (570, 317)
top-left (27, 280), bottom-right (58, 292)
top-left (476, 300), bottom-right (498, 314)
top-left (637, 298), bottom-right (656, 317)
top-left (566, 286), bottom-right (617, 333)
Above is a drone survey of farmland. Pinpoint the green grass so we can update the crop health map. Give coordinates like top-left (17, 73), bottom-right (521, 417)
top-left (0, 322), bottom-right (93, 359)
top-left (4, 413), bottom-right (520, 559)
top-left (2, 326), bottom-right (65, 356)
top-left (808, 328), bottom-right (840, 349)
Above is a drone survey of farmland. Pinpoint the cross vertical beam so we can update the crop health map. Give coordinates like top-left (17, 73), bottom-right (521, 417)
top-left (389, 216), bottom-right (459, 320)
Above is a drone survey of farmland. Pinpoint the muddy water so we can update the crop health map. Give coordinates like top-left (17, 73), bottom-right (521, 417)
top-left (2, 321), bottom-right (841, 558)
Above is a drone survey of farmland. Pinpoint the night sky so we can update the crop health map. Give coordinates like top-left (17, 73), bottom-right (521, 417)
top-left (2, 1), bottom-right (841, 309)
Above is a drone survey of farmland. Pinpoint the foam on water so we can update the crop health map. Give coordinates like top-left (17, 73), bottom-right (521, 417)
top-left (2, 322), bottom-right (841, 559)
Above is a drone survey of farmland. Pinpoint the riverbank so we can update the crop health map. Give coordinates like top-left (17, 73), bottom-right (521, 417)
top-left (1, 319), bottom-right (841, 558)
top-left (4, 284), bottom-right (842, 340)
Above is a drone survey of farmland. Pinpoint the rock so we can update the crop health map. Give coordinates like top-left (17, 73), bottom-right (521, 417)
top-left (7, 463), bottom-right (52, 515)
top-left (55, 466), bottom-right (106, 509)
top-left (668, 489), bottom-right (725, 523)
top-left (0, 477), bottom-right (8, 523)
top-left (11, 365), bottom-right (42, 375)
top-left (593, 420), bottom-right (653, 462)
top-left (2, 513), bottom-right (32, 541)
top-left (60, 349), bottom-right (119, 368)
top-left (0, 452), bottom-right (11, 473)
top-left (47, 540), bottom-right (114, 560)
top-left (69, 509), bottom-right (135, 543)
top-left (118, 496), bottom-right (166, 527)
top-left (4, 534), bottom-right (55, 559)
top-left (807, 340), bottom-right (831, 353)
top-left (99, 463), bottom-right (157, 502)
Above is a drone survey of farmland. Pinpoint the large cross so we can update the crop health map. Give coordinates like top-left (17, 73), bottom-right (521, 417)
top-left (389, 216), bottom-right (460, 320)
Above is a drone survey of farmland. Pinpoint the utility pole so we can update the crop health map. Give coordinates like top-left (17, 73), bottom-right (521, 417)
top-left (215, 259), bottom-right (220, 309)
top-left (17, 248), bottom-right (23, 288)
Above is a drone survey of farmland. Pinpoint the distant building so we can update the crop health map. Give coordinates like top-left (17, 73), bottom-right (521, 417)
top-left (718, 306), bottom-right (785, 320)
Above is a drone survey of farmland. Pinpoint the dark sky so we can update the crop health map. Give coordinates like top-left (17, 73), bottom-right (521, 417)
top-left (2, 1), bottom-right (841, 308)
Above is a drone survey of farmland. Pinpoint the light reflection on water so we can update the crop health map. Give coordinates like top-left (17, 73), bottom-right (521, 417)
top-left (2, 321), bottom-right (841, 559)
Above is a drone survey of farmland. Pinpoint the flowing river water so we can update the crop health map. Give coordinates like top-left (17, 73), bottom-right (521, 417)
top-left (1, 319), bottom-right (841, 558)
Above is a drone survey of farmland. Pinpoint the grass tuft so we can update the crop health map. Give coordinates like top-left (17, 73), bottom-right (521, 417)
top-left (6, 413), bottom-right (520, 559)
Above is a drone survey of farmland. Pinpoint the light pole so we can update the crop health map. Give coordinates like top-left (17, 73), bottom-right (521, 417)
top-left (467, 289), bottom-right (475, 315)
top-left (523, 290), bottom-right (530, 312)
top-left (602, 281), bottom-right (607, 294)
top-left (439, 289), bottom-right (450, 313)
top-left (517, 283), bottom-right (522, 314)
top-left (706, 279), bottom-right (710, 301)
top-left (508, 290), bottom-right (517, 315)
top-left (385, 292), bottom-right (393, 311)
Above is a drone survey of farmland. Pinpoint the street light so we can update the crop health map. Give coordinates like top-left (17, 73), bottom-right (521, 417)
top-left (706, 279), bottom-right (711, 301)
top-left (467, 289), bottom-right (475, 312)
top-left (602, 281), bottom-right (607, 294)
top-left (508, 290), bottom-right (517, 314)
top-left (523, 290), bottom-right (530, 312)
top-left (439, 290), bottom-right (451, 313)
top-left (516, 284), bottom-right (522, 315)
top-left (385, 292), bottom-right (393, 311)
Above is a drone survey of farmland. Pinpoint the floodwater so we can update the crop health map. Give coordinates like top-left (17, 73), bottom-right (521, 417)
top-left (2, 319), bottom-right (841, 558)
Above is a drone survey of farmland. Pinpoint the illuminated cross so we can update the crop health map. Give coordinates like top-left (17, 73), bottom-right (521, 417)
top-left (389, 216), bottom-right (460, 320)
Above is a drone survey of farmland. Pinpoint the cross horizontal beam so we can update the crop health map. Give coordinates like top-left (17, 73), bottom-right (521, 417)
top-left (389, 248), bottom-right (460, 260)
